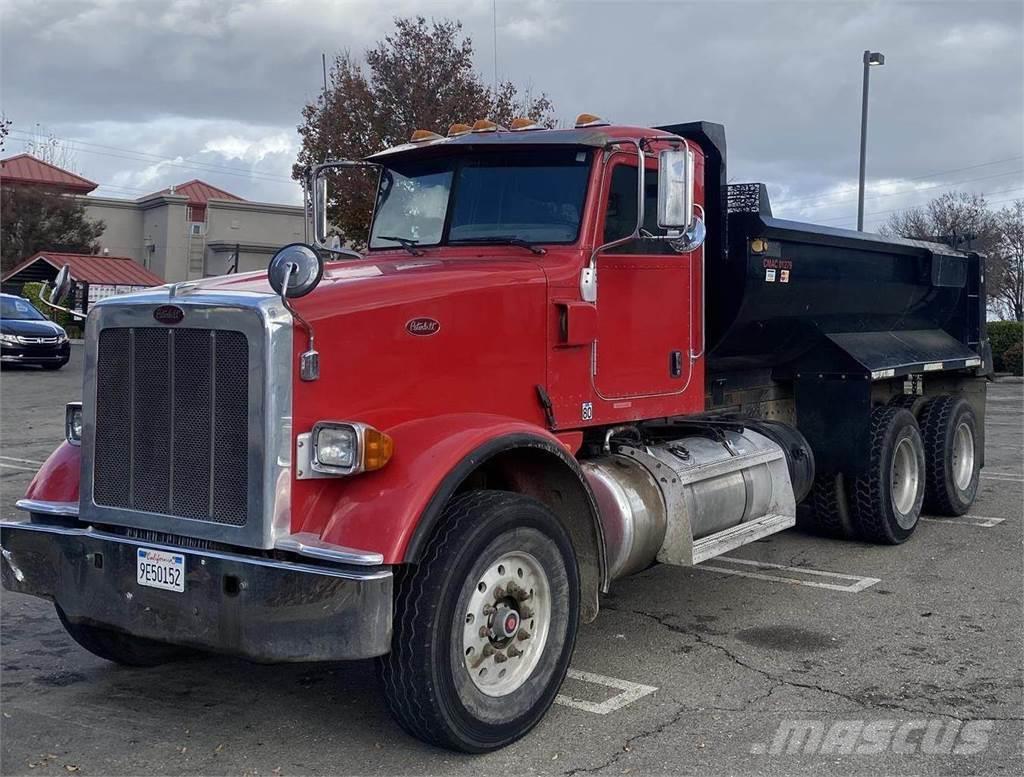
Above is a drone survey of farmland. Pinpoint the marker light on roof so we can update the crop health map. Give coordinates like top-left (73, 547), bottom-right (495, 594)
top-left (574, 113), bottom-right (609, 128)
top-left (510, 118), bottom-right (544, 131)
top-left (410, 129), bottom-right (443, 143)
top-left (471, 119), bottom-right (502, 133)
top-left (448, 123), bottom-right (472, 137)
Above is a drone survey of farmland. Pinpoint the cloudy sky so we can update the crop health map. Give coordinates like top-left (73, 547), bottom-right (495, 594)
top-left (1, 0), bottom-right (1021, 231)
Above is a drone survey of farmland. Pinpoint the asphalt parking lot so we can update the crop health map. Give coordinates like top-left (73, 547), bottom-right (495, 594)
top-left (1, 345), bottom-right (1021, 776)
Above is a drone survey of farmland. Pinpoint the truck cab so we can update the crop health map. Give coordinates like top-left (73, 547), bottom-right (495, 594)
top-left (2, 116), bottom-right (987, 753)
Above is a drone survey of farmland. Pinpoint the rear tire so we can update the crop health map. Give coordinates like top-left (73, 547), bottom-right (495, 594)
top-left (800, 473), bottom-right (855, 538)
top-left (850, 407), bottom-right (926, 544)
top-left (379, 490), bottom-right (579, 753)
top-left (56, 605), bottom-right (192, 667)
top-left (919, 395), bottom-right (979, 516)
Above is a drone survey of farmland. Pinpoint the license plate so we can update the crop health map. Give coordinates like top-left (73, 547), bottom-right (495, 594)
top-left (136, 548), bottom-right (185, 593)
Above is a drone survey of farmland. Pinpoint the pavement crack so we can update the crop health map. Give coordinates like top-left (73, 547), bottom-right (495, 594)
top-left (607, 605), bottom-right (981, 722)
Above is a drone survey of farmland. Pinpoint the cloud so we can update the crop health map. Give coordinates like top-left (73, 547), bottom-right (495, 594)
top-left (1, 0), bottom-right (1020, 228)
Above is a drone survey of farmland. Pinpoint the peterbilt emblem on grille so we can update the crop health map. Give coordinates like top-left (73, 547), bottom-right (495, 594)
top-left (406, 317), bottom-right (440, 336)
top-left (153, 305), bottom-right (185, 325)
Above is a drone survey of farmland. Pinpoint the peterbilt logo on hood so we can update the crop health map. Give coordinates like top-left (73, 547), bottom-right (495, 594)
top-left (406, 317), bottom-right (440, 336)
top-left (153, 305), bottom-right (185, 325)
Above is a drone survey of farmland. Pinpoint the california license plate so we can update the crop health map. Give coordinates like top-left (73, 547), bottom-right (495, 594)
top-left (136, 548), bottom-right (186, 593)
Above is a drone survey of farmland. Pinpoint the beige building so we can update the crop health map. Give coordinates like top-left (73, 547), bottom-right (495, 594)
top-left (83, 180), bottom-right (307, 282)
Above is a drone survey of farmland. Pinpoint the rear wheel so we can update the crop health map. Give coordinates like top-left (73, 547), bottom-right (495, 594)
top-left (56, 605), bottom-right (192, 667)
top-left (919, 395), bottom-right (979, 516)
top-left (800, 473), bottom-right (855, 538)
top-left (379, 490), bottom-right (579, 753)
top-left (850, 407), bottom-right (926, 544)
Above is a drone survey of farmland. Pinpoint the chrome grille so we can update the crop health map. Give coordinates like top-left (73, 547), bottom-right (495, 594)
top-left (93, 326), bottom-right (249, 526)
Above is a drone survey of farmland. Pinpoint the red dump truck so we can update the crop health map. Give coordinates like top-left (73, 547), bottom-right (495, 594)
top-left (2, 117), bottom-right (989, 752)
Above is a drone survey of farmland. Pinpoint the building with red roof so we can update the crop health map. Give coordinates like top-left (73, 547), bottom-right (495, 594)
top-left (1, 251), bottom-right (164, 312)
top-left (1, 153), bottom-right (305, 284)
top-left (0, 154), bottom-right (98, 195)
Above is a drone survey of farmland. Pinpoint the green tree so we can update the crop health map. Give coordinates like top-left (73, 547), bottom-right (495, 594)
top-left (1, 187), bottom-right (105, 273)
top-left (294, 16), bottom-right (556, 249)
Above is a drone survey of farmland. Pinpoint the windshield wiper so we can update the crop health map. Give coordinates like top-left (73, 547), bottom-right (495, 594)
top-left (449, 236), bottom-right (546, 255)
top-left (376, 235), bottom-right (424, 256)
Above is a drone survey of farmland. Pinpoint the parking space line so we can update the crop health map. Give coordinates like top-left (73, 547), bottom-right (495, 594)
top-left (0, 455), bottom-right (44, 466)
top-left (0, 462), bottom-right (38, 472)
top-left (923, 515), bottom-right (1005, 528)
top-left (698, 556), bottom-right (880, 592)
top-left (555, 669), bottom-right (658, 714)
top-left (981, 473), bottom-right (1023, 483)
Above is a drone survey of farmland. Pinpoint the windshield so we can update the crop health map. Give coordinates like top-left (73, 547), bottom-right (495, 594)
top-left (369, 148), bottom-right (592, 250)
top-left (0, 297), bottom-right (46, 321)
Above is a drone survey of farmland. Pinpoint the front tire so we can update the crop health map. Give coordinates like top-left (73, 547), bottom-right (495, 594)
top-left (379, 490), bottom-right (580, 753)
top-left (56, 605), bottom-right (192, 667)
top-left (919, 395), bottom-right (980, 516)
top-left (850, 407), bottom-right (926, 544)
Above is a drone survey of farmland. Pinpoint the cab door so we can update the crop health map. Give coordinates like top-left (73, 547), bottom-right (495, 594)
top-left (592, 157), bottom-right (694, 399)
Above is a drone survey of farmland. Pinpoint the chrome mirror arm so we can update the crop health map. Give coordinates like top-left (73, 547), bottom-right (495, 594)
top-left (306, 161), bottom-right (381, 259)
top-left (38, 284), bottom-right (87, 320)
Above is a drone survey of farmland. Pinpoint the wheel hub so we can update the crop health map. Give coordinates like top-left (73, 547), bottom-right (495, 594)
top-left (461, 551), bottom-right (551, 697)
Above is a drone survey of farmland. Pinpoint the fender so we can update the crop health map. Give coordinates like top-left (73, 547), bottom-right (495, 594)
top-left (23, 442), bottom-right (80, 506)
top-left (295, 413), bottom-right (607, 618)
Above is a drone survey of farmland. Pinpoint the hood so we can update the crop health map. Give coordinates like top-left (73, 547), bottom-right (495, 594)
top-left (196, 252), bottom-right (547, 321)
top-left (1, 318), bottom-right (66, 337)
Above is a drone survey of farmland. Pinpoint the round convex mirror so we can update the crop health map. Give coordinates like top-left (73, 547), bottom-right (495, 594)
top-left (669, 215), bottom-right (707, 254)
top-left (51, 265), bottom-right (73, 305)
top-left (268, 243), bottom-right (325, 298)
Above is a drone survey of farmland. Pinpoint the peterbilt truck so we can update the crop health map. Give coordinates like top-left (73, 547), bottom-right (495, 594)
top-left (2, 117), bottom-right (989, 752)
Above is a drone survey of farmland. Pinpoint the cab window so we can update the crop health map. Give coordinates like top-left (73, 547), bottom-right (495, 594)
top-left (602, 163), bottom-right (672, 254)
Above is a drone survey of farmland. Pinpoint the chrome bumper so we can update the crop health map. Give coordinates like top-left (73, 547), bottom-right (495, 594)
top-left (0, 521), bottom-right (393, 662)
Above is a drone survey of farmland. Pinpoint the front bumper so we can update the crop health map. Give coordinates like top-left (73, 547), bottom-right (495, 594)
top-left (1, 521), bottom-right (393, 662)
top-left (1, 342), bottom-right (70, 365)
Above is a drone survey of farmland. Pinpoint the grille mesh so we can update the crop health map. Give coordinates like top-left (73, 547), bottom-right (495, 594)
top-left (93, 327), bottom-right (249, 526)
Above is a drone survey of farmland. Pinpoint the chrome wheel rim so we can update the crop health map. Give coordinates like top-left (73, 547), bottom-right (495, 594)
top-left (952, 422), bottom-right (975, 492)
top-left (462, 551), bottom-right (551, 697)
top-left (891, 437), bottom-right (921, 522)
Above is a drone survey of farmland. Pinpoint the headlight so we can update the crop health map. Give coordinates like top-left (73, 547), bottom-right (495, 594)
top-left (56, 332), bottom-right (68, 343)
top-left (311, 421), bottom-right (393, 475)
top-left (0, 333), bottom-right (17, 345)
top-left (65, 402), bottom-right (83, 446)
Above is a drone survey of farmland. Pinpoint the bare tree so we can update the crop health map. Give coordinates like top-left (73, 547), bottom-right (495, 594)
top-left (992, 201), bottom-right (1024, 321)
top-left (23, 125), bottom-right (79, 172)
top-left (0, 114), bottom-right (11, 152)
top-left (881, 191), bottom-right (1000, 254)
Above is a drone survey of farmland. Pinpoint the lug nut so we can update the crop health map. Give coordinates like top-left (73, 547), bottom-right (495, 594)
top-left (507, 645), bottom-right (522, 658)
top-left (479, 626), bottom-right (488, 638)
top-left (494, 651), bottom-right (508, 664)
top-left (519, 606), bottom-right (534, 619)
top-left (493, 586), bottom-right (506, 600)
top-left (517, 629), bottom-right (531, 641)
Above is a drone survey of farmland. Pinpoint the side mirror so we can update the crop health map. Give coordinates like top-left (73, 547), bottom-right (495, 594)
top-left (657, 148), bottom-right (695, 232)
top-left (307, 161), bottom-right (380, 259)
top-left (268, 243), bottom-right (324, 298)
top-left (50, 265), bottom-right (73, 306)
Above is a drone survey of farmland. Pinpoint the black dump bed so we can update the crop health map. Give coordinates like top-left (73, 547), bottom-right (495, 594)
top-left (658, 121), bottom-right (990, 382)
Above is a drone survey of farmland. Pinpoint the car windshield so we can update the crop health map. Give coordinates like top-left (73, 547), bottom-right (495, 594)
top-left (0, 297), bottom-right (46, 321)
top-left (368, 148), bottom-right (592, 250)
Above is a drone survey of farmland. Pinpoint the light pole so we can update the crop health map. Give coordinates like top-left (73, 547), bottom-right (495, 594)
top-left (857, 50), bottom-right (885, 231)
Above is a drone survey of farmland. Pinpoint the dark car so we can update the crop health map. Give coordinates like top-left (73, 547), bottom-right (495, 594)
top-left (0, 293), bottom-right (71, 370)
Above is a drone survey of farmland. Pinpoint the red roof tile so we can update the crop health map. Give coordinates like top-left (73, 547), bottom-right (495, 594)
top-left (1, 252), bottom-right (164, 287)
top-left (149, 179), bottom-right (244, 205)
top-left (0, 154), bottom-right (98, 194)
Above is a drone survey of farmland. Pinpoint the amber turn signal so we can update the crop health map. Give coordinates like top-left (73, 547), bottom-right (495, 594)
top-left (362, 427), bottom-right (394, 472)
top-left (448, 123), bottom-right (472, 137)
top-left (574, 113), bottom-right (609, 128)
top-left (510, 117), bottom-right (543, 131)
top-left (471, 119), bottom-right (500, 133)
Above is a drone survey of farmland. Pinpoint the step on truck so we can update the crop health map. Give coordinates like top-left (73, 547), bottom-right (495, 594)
top-left (2, 117), bottom-right (990, 752)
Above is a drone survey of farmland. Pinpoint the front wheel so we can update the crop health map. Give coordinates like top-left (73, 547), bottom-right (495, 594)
top-left (379, 490), bottom-right (580, 753)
